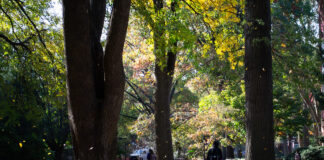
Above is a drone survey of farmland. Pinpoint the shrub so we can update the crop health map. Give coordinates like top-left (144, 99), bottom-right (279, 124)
top-left (284, 147), bottom-right (308, 160)
top-left (300, 146), bottom-right (324, 160)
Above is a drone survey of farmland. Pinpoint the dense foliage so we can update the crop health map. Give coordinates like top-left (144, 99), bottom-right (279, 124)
top-left (1, 0), bottom-right (323, 159)
top-left (0, 0), bottom-right (68, 159)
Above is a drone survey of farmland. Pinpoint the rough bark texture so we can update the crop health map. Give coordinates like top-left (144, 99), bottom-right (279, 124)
top-left (153, 0), bottom-right (176, 159)
top-left (319, 0), bottom-right (324, 54)
top-left (63, 0), bottom-right (130, 159)
top-left (154, 52), bottom-right (176, 160)
top-left (102, 0), bottom-right (130, 158)
top-left (319, 0), bottom-right (324, 139)
top-left (244, 0), bottom-right (274, 160)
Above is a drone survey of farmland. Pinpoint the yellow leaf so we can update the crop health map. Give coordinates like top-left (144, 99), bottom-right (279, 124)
top-left (281, 43), bottom-right (286, 48)
top-left (19, 142), bottom-right (23, 148)
top-left (43, 56), bottom-right (49, 62)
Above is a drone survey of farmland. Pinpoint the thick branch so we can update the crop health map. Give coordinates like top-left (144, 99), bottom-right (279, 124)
top-left (120, 113), bottom-right (137, 120)
top-left (0, 33), bottom-right (30, 52)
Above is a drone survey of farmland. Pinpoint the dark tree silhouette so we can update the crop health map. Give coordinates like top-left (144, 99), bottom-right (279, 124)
top-left (63, 0), bottom-right (130, 159)
top-left (244, 0), bottom-right (274, 159)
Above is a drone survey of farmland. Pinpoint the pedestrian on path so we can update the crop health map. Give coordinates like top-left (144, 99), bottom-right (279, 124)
top-left (207, 140), bottom-right (222, 160)
top-left (294, 150), bottom-right (301, 160)
top-left (147, 149), bottom-right (156, 160)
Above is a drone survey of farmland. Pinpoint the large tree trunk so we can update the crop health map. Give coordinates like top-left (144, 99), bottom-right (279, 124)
top-left (63, 0), bottom-right (130, 159)
top-left (319, 0), bottom-right (324, 60)
top-left (152, 0), bottom-right (176, 159)
top-left (244, 0), bottom-right (274, 160)
top-left (102, 0), bottom-right (130, 158)
top-left (154, 57), bottom-right (176, 160)
top-left (318, 0), bottom-right (324, 140)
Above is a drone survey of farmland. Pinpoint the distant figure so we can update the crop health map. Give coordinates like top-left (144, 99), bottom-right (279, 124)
top-left (237, 148), bottom-right (242, 158)
top-left (294, 150), bottom-right (301, 160)
top-left (147, 149), bottom-right (156, 160)
top-left (207, 140), bottom-right (222, 160)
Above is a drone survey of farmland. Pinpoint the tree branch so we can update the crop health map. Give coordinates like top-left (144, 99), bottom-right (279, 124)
top-left (0, 33), bottom-right (31, 52)
top-left (12, 0), bottom-right (54, 61)
top-left (120, 113), bottom-right (138, 120)
top-left (126, 77), bottom-right (155, 105)
top-left (125, 88), bottom-right (154, 114)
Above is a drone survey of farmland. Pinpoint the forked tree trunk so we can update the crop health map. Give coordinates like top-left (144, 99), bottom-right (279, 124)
top-left (102, 0), bottom-right (130, 157)
top-left (244, 0), bottom-right (274, 160)
top-left (63, 0), bottom-right (130, 159)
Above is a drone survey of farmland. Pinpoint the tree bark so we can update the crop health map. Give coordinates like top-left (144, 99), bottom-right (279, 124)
top-left (321, 110), bottom-right (324, 144)
top-left (63, 0), bottom-right (130, 159)
top-left (319, 0), bottom-right (324, 56)
top-left (102, 0), bottom-right (130, 158)
top-left (318, 0), bottom-right (324, 140)
top-left (299, 92), bottom-right (321, 137)
top-left (153, 0), bottom-right (176, 159)
top-left (244, 0), bottom-right (274, 160)
top-left (154, 58), bottom-right (176, 160)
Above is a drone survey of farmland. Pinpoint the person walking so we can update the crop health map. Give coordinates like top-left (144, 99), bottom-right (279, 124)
top-left (147, 149), bottom-right (156, 160)
top-left (237, 148), bottom-right (242, 158)
top-left (207, 140), bottom-right (222, 160)
top-left (294, 150), bottom-right (301, 160)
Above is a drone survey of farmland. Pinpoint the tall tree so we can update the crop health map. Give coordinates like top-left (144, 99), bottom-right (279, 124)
top-left (63, 0), bottom-right (130, 159)
top-left (152, 0), bottom-right (176, 159)
top-left (318, 0), bottom-right (324, 139)
top-left (244, 0), bottom-right (274, 159)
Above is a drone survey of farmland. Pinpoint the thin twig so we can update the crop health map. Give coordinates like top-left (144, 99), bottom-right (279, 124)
top-left (12, 0), bottom-right (54, 62)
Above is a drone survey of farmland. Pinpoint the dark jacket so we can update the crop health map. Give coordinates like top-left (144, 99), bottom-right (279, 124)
top-left (147, 152), bottom-right (156, 160)
top-left (207, 147), bottom-right (222, 160)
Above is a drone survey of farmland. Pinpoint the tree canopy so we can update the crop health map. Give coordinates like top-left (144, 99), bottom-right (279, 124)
top-left (1, 0), bottom-right (324, 159)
